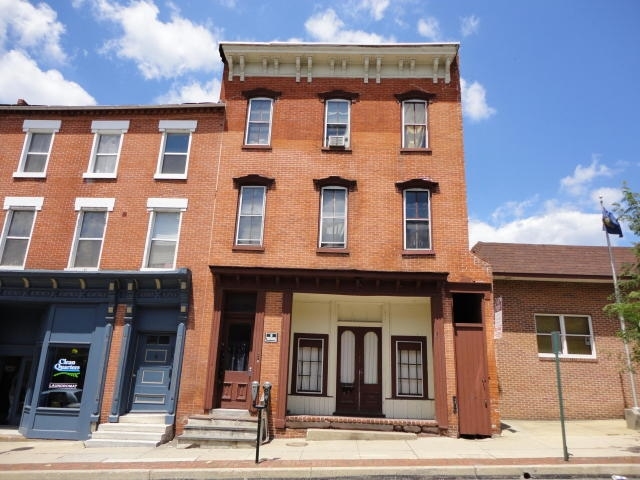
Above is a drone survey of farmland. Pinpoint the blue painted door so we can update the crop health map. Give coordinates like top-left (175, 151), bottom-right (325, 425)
top-left (129, 334), bottom-right (175, 412)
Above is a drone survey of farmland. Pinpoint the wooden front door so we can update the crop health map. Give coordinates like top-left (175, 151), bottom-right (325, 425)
top-left (217, 316), bottom-right (256, 409)
top-left (335, 326), bottom-right (383, 416)
top-left (454, 323), bottom-right (491, 436)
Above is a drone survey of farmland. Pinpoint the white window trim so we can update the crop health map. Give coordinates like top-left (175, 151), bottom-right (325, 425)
top-left (67, 198), bottom-right (115, 271)
top-left (403, 189), bottom-right (432, 250)
top-left (141, 198), bottom-right (187, 270)
top-left (319, 186), bottom-right (347, 249)
top-left (0, 197), bottom-right (43, 270)
top-left (244, 97), bottom-right (273, 146)
top-left (324, 99), bottom-right (350, 148)
top-left (535, 313), bottom-right (596, 359)
top-left (235, 186), bottom-right (266, 247)
top-left (401, 99), bottom-right (428, 149)
top-left (154, 121), bottom-right (197, 180)
top-left (84, 120), bottom-right (130, 179)
top-left (14, 120), bottom-right (61, 178)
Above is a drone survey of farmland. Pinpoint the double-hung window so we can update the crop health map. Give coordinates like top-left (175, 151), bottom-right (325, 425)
top-left (292, 333), bottom-right (328, 395)
top-left (403, 189), bottom-right (431, 250)
top-left (143, 198), bottom-right (187, 269)
top-left (391, 336), bottom-right (428, 398)
top-left (155, 120), bottom-right (196, 179)
top-left (324, 99), bottom-right (350, 148)
top-left (402, 100), bottom-right (427, 148)
top-left (535, 314), bottom-right (595, 358)
top-left (84, 120), bottom-right (129, 178)
top-left (0, 197), bottom-right (43, 268)
top-left (236, 186), bottom-right (266, 246)
top-left (68, 198), bottom-right (114, 269)
top-left (245, 98), bottom-right (273, 145)
top-left (14, 120), bottom-right (61, 177)
top-left (319, 187), bottom-right (347, 248)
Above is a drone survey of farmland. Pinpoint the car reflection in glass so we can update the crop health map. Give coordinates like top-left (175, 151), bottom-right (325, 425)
top-left (39, 389), bottom-right (82, 408)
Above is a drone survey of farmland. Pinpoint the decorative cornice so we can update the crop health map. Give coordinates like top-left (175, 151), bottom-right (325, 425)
top-left (313, 176), bottom-right (357, 191)
top-left (395, 178), bottom-right (440, 192)
top-left (233, 174), bottom-right (275, 189)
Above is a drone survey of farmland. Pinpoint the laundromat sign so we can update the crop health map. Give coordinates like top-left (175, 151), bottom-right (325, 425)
top-left (48, 358), bottom-right (81, 389)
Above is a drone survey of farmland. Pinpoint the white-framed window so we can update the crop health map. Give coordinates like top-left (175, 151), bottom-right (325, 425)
top-left (392, 336), bottom-right (427, 398)
top-left (319, 187), bottom-right (347, 248)
top-left (84, 120), bottom-right (129, 178)
top-left (535, 314), bottom-right (595, 358)
top-left (14, 120), bottom-right (61, 177)
top-left (155, 120), bottom-right (196, 179)
top-left (403, 189), bottom-right (431, 250)
top-left (235, 186), bottom-right (266, 246)
top-left (324, 99), bottom-right (350, 148)
top-left (402, 100), bottom-right (428, 148)
top-left (68, 198), bottom-right (114, 270)
top-left (245, 98), bottom-right (273, 145)
top-left (292, 333), bottom-right (328, 395)
top-left (142, 198), bottom-right (187, 269)
top-left (0, 197), bottom-right (43, 269)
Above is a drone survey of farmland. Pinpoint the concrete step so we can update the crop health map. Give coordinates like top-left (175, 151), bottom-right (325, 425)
top-left (84, 438), bottom-right (162, 448)
top-left (94, 422), bottom-right (171, 434)
top-left (118, 413), bottom-right (167, 424)
top-left (177, 409), bottom-right (268, 448)
top-left (84, 416), bottom-right (174, 448)
top-left (90, 430), bottom-right (171, 442)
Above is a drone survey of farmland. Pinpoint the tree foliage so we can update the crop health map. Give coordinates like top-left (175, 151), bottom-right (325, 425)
top-left (604, 184), bottom-right (640, 364)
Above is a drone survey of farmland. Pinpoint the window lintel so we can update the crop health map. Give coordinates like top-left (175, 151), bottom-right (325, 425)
top-left (395, 90), bottom-right (436, 103)
top-left (242, 88), bottom-right (281, 100)
top-left (313, 176), bottom-right (357, 191)
top-left (396, 178), bottom-right (439, 192)
top-left (318, 90), bottom-right (359, 103)
top-left (233, 174), bottom-right (275, 189)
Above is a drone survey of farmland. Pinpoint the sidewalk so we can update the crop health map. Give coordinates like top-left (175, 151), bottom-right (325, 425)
top-left (0, 419), bottom-right (639, 479)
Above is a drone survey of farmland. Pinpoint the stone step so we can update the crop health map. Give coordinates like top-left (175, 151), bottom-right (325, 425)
top-left (186, 416), bottom-right (257, 428)
top-left (118, 413), bottom-right (167, 424)
top-left (84, 438), bottom-right (162, 448)
top-left (90, 430), bottom-right (170, 442)
top-left (95, 422), bottom-right (171, 434)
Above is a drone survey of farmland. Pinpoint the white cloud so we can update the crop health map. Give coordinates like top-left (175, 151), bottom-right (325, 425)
top-left (0, 0), bottom-right (67, 63)
top-left (460, 15), bottom-right (480, 37)
top-left (155, 78), bottom-right (221, 104)
top-left (356, 0), bottom-right (391, 21)
top-left (305, 9), bottom-right (393, 43)
top-left (560, 156), bottom-right (613, 196)
top-left (460, 78), bottom-right (496, 122)
top-left (0, 50), bottom-right (95, 105)
top-left (95, 0), bottom-right (221, 80)
top-left (417, 17), bottom-right (441, 41)
top-left (469, 209), bottom-right (611, 247)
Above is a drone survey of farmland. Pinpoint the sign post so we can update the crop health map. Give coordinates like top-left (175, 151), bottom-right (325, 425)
top-left (551, 331), bottom-right (570, 461)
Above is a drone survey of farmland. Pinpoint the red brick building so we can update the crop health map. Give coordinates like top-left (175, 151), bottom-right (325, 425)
top-left (0, 42), bottom-right (497, 443)
top-left (472, 242), bottom-right (639, 420)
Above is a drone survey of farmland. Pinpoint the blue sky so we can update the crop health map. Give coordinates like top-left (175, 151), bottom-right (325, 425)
top-left (1, 0), bottom-right (638, 248)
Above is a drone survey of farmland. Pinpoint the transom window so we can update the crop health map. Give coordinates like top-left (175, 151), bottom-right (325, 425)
top-left (324, 99), bottom-right (350, 148)
top-left (319, 187), bottom-right (347, 248)
top-left (15, 120), bottom-right (61, 177)
top-left (391, 336), bottom-right (427, 398)
top-left (85, 120), bottom-right (129, 177)
top-left (535, 314), bottom-right (595, 358)
top-left (155, 120), bottom-right (196, 179)
top-left (403, 189), bottom-right (431, 250)
top-left (245, 98), bottom-right (273, 145)
top-left (236, 186), bottom-right (266, 247)
top-left (402, 100), bottom-right (427, 148)
top-left (292, 333), bottom-right (328, 395)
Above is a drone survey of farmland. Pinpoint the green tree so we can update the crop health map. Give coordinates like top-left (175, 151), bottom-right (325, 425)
top-left (604, 184), bottom-right (640, 363)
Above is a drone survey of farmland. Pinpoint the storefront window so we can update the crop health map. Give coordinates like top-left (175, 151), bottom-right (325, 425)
top-left (38, 346), bottom-right (89, 408)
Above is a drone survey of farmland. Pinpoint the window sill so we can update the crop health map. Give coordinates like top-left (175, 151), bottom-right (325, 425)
top-left (321, 147), bottom-right (352, 153)
top-left (154, 173), bottom-right (187, 180)
top-left (391, 395), bottom-right (428, 400)
top-left (233, 245), bottom-right (265, 252)
top-left (242, 144), bottom-right (272, 151)
top-left (140, 266), bottom-right (178, 271)
top-left (538, 354), bottom-right (596, 362)
top-left (316, 247), bottom-right (349, 255)
top-left (400, 148), bottom-right (432, 155)
top-left (401, 249), bottom-right (435, 257)
top-left (65, 267), bottom-right (99, 272)
top-left (13, 171), bottom-right (46, 178)
top-left (83, 172), bottom-right (117, 179)
top-left (290, 393), bottom-right (329, 397)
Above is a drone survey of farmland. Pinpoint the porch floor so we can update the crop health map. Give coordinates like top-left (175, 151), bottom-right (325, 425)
top-left (284, 414), bottom-right (442, 436)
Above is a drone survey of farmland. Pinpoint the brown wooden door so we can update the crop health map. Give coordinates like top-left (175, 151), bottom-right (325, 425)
top-left (335, 326), bottom-right (383, 416)
top-left (454, 323), bottom-right (491, 436)
top-left (218, 316), bottom-right (255, 409)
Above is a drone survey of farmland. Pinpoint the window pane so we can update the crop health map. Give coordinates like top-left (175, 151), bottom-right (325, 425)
top-left (536, 334), bottom-right (553, 354)
top-left (240, 187), bottom-right (265, 214)
top-left (7, 210), bottom-right (35, 237)
top-left (152, 212), bottom-right (180, 238)
top-left (566, 335), bottom-right (592, 355)
top-left (74, 240), bottom-right (102, 267)
top-left (29, 133), bottom-right (52, 153)
top-left (406, 221), bottom-right (430, 249)
top-left (161, 154), bottom-right (187, 174)
top-left (246, 124), bottom-right (270, 144)
top-left (164, 133), bottom-right (189, 153)
top-left (79, 211), bottom-right (106, 238)
top-left (96, 134), bottom-right (120, 154)
top-left (327, 101), bottom-right (349, 123)
top-left (396, 340), bottom-right (424, 397)
top-left (39, 345), bottom-right (89, 408)
top-left (405, 191), bottom-right (429, 219)
top-left (296, 339), bottom-right (323, 394)
top-left (237, 216), bottom-right (263, 244)
top-left (564, 316), bottom-right (589, 335)
top-left (93, 155), bottom-right (117, 173)
top-left (404, 126), bottom-right (426, 148)
top-left (148, 240), bottom-right (177, 268)
top-left (24, 154), bottom-right (47, 172)
top-left (1, 239), bottom-right (29, 266)
top-left (249, 99), bottom-right (271, 122)
top-left (237, 187), bottom-right (265, 245)
top-left (536, 315), bottom-right (560, 334)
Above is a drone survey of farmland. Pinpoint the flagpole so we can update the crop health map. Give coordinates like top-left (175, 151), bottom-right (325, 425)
top-left (600, 197), bottom-right (639, 411)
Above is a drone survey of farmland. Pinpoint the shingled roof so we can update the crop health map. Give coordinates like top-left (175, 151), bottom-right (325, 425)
top-left (471, 242), bottom-right (637, 280)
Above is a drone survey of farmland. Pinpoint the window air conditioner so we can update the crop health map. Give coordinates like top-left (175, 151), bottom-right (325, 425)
top-left (328, 135), bottom-right (346, 147)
